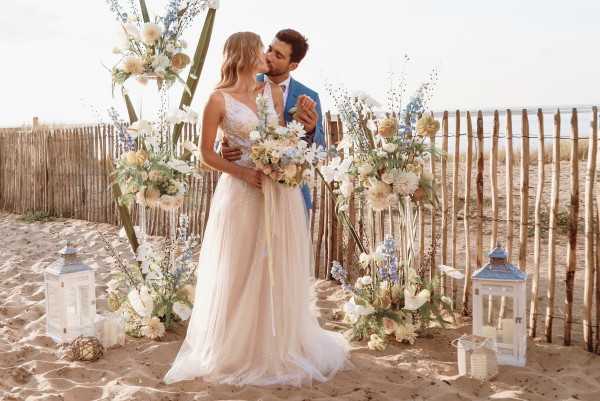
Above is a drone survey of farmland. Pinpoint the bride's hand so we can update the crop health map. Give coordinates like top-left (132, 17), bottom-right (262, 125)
top-left (240, 168), bottom-right (264, 189)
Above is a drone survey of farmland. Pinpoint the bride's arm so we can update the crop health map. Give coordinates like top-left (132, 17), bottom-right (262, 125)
top-left (200, 92), bottom-right (263, 189)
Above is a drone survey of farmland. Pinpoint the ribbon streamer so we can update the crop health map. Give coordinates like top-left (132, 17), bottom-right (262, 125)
top-left (263, 180), bottom-right (277, 336)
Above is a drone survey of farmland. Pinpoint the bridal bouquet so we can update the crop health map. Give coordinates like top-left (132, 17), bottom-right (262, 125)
top-left (249, 94), bottom-right (327, 187)
top-left (101, 215), bottom-right (198, 339)
top-left (322, 76), bottom-right (441, 212)
top-left (332, 237), bottom-right (453, 351)
top-left (112, 107), bottom-right (198, 211)
top-left (107, 0), bottom-right (219, 90)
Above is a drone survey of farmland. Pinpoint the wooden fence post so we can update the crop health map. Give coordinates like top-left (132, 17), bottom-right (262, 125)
top-left (440, 111), bottom-right (449, 296)
top-left (565, 109), bottom-right (580, 346)
top-left (462, 111), bottom-right (474, 315)
top-left (583, 108), bottom-right (596, 351)
top-left (529, 108), bottom-right (545, 337)
top-left (545, 110), bottom-right (561, 342)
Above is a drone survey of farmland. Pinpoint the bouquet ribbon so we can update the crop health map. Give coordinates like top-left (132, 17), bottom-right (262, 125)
top-left (263, 179), bottom-right (277, 336)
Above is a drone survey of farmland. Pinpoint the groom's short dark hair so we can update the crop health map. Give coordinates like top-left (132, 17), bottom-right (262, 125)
top-left (276, 29), bottom-right (309, 63)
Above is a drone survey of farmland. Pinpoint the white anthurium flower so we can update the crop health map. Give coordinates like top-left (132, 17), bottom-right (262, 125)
top-left (167, 159), bottom-right (193, 174)
top-left (366, 119), bottom-right (378, 133)
top-left (382, 142), bottom-right (398, 153)
top-left (173, 301), bottom-right (192, 321)
top-left (343, 297), bottom-right (375, 323)
top-left (357, 275), bottom-right (373, 287)
top-left (128, 286), bottom-right (154, 317)
top-left (334, 157), bottom-right (354, 180)
top-left (403, 288), bottom-right (430, 311)
top-left (441, 295), bottom-right (454, 308)
top-left (337, 134), bottom-right (354, 152)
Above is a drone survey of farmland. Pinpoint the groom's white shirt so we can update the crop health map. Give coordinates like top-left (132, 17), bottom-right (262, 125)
top-left (266, 75), bottom-right (291, 104)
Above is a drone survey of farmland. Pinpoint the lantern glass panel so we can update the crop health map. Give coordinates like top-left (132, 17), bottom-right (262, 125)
top-left (481, 294), bottom-right (515, 346)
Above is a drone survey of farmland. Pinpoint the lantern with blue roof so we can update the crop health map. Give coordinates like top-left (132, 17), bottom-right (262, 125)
top-left (472, 243), bottom-right (527, 367)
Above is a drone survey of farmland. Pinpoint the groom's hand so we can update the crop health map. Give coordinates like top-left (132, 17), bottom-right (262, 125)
top-left (220, 136), bottom-right (242, 162)
top-left (295, 95), bottom-right (318, 133)
top-left (296, 107), bottom-right (318, 134)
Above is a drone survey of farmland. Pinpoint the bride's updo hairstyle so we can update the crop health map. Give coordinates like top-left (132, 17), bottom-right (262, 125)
top-left (216, 32), bottom-right (263, 89)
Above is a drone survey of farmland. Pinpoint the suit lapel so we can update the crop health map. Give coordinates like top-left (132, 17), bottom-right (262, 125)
top-left (284, 78), bottom-right (299, 123)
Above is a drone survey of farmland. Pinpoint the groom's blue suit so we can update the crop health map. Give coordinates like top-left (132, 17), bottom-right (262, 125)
top-left (257, 74), bottom-right (326, 210)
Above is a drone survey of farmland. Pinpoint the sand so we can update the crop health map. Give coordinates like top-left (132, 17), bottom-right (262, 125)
top-left (2, 211), bottom-right (600, 401)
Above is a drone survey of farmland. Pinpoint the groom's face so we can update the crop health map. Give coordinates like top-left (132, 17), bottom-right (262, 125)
top-left (266, 39), bottom-right (298, 77)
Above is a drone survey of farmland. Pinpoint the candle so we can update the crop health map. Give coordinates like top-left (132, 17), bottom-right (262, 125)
top-left (481, 325), bottom-right (497, 340)
top-left (500, 318), bottom-right (514, 344)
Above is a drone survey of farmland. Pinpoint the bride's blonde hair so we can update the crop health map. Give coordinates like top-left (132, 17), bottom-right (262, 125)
top-left (216, 32), bottom-right (263, 89)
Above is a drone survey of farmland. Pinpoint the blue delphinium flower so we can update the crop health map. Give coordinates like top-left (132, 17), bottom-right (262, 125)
top-left (331, 261), bottom-right (347, 283)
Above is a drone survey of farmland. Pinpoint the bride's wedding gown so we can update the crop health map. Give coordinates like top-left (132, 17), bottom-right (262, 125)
top-left (164, 85), bottom-right (349, 386)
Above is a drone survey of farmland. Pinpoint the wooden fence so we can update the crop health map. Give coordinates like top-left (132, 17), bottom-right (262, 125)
top-left (1, 106), bottom-right (600, 351)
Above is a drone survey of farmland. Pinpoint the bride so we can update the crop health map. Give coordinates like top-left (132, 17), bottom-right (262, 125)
top-left (163, 31), bottom-right (349, 386)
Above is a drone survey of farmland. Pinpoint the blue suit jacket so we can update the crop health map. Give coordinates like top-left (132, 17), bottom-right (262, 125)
top-left (258, 74), bottom-right (325, 210)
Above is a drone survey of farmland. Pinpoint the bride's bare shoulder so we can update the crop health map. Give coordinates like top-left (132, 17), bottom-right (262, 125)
top-left (205, 90), bottom-right (226, 108)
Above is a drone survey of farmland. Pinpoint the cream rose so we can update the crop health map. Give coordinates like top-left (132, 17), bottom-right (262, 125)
top-left (142, 23), bottom-right (162, 45)
top-left (121, 55), bottom-right (144, 75)
top-left (378, 118), bottom-right (397, 138)
top-left (416, 114), bottom-right (440, 136)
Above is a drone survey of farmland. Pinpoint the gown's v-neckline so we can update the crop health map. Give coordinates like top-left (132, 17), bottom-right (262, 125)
top-left (221, 91), bottom-right (260, 119)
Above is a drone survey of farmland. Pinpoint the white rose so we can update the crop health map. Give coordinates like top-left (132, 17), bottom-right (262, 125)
top-left (249, 130), bottom-right (261, 141)
top-left (152, 54), bottom-right (171, 72)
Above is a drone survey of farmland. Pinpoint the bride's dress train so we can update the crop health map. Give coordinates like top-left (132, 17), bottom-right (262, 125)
top-left (164, 85), bottom-right (349, 386)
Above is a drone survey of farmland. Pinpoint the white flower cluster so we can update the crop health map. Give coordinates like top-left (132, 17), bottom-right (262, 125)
top-left (250, 95), bottom-right (326, 187)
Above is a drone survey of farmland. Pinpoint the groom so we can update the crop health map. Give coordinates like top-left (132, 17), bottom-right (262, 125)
top-left (221, 28), bottom-right (325, 211)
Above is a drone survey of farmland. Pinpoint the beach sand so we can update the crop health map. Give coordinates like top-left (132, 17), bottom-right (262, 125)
top-left (1, 211), bottom-right (600, 401)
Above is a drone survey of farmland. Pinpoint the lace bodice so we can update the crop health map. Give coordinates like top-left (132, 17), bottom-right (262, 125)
top-left (219, 84), bottom-right (278, 168)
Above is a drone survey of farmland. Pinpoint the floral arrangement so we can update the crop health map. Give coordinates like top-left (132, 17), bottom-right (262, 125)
top-left (107, 0), bottom-right (219, 90)
top-left (100, 214), bottom-right (198, 340)
top-left (112, 107), bottom-right (198, 210)
top-left (249, 94), bottom-right (327, 187)
top-left (332, 237), bottom-right (453, 351)
top-left (322, 73), bottom-right (441, 212)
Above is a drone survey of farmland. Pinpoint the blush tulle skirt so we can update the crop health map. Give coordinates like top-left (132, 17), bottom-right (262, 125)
top-left (163, 174), bottom-right (350, 386)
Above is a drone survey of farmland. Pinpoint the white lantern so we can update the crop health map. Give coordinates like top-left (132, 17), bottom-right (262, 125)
top-left (472, 244), bottom-right (527, 367)
top-left (45, 243), bottom-right (96, 343)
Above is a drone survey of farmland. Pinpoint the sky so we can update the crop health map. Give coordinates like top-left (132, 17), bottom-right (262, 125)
top-left (1, 0), bottom-right (599, 126)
